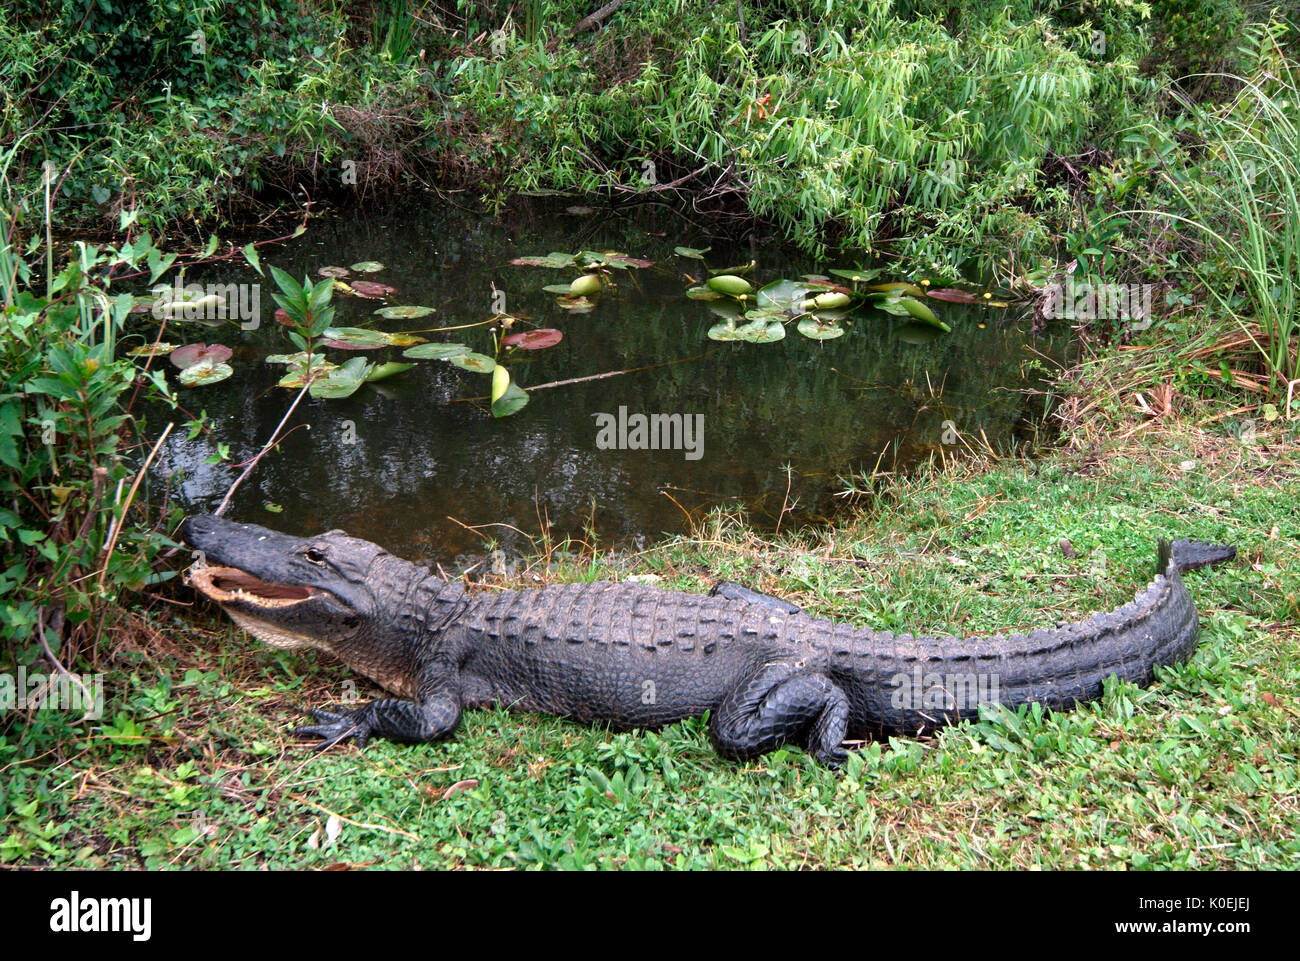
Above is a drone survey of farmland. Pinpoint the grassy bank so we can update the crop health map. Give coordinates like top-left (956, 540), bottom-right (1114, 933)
top-left (3, 388), bottom-right (1295, 869)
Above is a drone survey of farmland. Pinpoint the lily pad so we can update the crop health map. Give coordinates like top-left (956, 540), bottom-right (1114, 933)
top-left (709, 319), bottom-right (785, 343)
top-left (318, 266), bottom-right (351, 278)
top-left (870, 281), bottom-right (928, 298)
top-left (349, 261), bottom-right (385, 273)
top-left (796, 317), bottom-right (846, 340)
top-left (364, 362), bottom-right (414, 383)
top-left (373, 305), bottom-right (436, 320)
top-left (685, 286), bottom-right (723, 301)
top-left (178, 359), bottom-right (233, 386)
top-left (707, 260), bottom-right (756, 276)
top-left (756, 278), bottom-right (813, 311)
top-left (554, 295), bottom-right (596, 312)
top-left (674, 246), bottom-right (711, 259)
top-left (322, 327), bottom-right (429, 350)
top-left (542, 284), bottom-right (577, 294)
top-left (491, 380), bottom-right (529, 418)
top-left (310, 357), bottom-right (373, 398)
top-left (925, 287), bottom-right (981, 304)
top-left (446, 352), bottom-right (497, 373)
top-left (511, 252), bottom-right (579, 268)
top-left (171, 343), bottom-right (232, 369)
top-left (345, 280), bottom-right (397, 299)
top-left (502, 328), bottom-right (563, 350)
top-left (828, 267), bottom-right (882, 284)
top-left (402, 342), bottom-right (471, 360)
top-left (606, 254), bottom-right (654, 269)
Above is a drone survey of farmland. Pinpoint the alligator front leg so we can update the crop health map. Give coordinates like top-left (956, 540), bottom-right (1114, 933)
top-left (295, 695), bottom-right (462, 748)
top-left (710, 661), bottom-right (850, 767)
top-left (295, 659), bottom-right (463, 749)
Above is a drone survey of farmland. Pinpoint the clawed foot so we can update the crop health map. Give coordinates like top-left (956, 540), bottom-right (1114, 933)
top-left (816, 746), bottom-right (849, 769)
top-left (293, 707), bottom-right (371, 749)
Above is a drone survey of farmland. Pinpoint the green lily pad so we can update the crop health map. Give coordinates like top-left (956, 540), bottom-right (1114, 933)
top-left (349, 261), bottom-right (385, 273)
top-left (402, 342), bottom-right (471, 360)
top-left (796, 317), bottom-right (846, 340)
top-left (604, 253), bottom-right (654, 268)
top-left (870, 281), bottom-right (928, 298)
top-left (309, 357), bottom-right (373, 398)
top-left (707, 261), bottom-right (756, 276)
top-left (511, 252), bottom-right (578, 268)
top-left (709, 319), bottom-right (785, 343)
top-left (555, 295), bottom-right (596, 312)
top-left (541, 284), bottom-right (575, 294)
top-left (373, 305), bottom-right (436, 320)
top-left (364, 362), bottom-right (414, 383)
top-left (446, 352), bottom-right (497, 373)
top-left (742, 306), bottom-right (788, 323)
top-left (686, 285), bottom-right (723, 301)
top-left (322, 327), bottom-right (429, 349)
top-left (491, 381), bottom-right (529, 418)
top-left (178, 360), bottom-right (233, 386)
top-left (828, 267), bottom-right (882, 284)
top-left (756, 278), bottom-right (813, 311)
top-left (674, 246), bottom-right (711, 259)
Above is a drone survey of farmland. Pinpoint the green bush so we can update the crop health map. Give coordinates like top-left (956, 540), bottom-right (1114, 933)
top-left (0, 148), bottom-right (179, 660)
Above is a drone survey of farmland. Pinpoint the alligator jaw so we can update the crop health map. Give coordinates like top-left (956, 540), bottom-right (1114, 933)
top-left (186, 565), bottom-right (339, 650)
top-left (187, 565), bottom-right (319, 607)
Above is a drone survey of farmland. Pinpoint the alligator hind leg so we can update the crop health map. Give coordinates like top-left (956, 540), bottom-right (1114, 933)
top-left (709, 581), bottom-right (801, 614)
top-left (710, 662), bottom-right (850, 766)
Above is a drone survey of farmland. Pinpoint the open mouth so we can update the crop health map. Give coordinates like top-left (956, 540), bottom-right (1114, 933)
top-left (187, 565), bottom-right (319, 609)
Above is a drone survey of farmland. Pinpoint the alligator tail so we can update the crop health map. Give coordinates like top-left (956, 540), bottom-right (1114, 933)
top-left (1164, 537), bottom-right (1237, 573)
top-left (860, 537), bottom-right (1236, 736)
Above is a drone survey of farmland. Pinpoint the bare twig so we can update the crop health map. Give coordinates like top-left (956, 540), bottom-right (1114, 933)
top-left (97, 421), bottom-right (173, 587)
top-left (214, 382), bottom-right (312, 517)
top-left (36, 606), bottom-right (97, 721)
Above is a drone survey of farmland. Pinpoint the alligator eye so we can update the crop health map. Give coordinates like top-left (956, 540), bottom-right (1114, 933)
top-left (304, 548), bottom-right (327, 565)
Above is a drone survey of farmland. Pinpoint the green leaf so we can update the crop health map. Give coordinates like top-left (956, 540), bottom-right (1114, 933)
top-left (446, 352), bottom-right (497, 373)
top-left (491, 381), bottom-right (529, 418)
top-left (402, 342), bottom-right (471, 360)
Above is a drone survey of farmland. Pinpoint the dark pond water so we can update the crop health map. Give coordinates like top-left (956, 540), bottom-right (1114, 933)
top-left (141, 197), bottom-right (1066, 566)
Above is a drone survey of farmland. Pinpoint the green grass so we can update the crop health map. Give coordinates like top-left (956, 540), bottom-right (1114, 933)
top-left (3, 404), bottom-right (1296, 869)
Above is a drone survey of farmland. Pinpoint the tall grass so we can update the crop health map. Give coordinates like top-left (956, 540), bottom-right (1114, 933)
top-left (1135, 23), bottom-right (1298, 392)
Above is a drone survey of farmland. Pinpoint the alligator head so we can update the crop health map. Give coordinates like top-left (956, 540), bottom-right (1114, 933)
top-left (182, 514), bottom-right (380, 651)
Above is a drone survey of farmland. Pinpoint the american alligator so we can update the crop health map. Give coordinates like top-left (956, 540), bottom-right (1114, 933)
top-left (182, 514), bottom-right (1235, 766)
